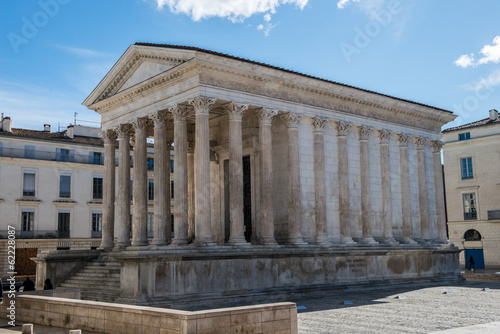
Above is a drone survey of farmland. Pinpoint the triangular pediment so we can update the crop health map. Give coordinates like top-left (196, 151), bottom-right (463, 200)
top-left (83, 45), bottom-right (196, 107)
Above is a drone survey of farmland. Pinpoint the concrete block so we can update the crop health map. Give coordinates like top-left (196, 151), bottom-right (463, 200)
top-left (21, 324), bottom-right (33, 334)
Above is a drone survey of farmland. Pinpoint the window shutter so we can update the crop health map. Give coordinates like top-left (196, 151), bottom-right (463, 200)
top-left (69, 149), bottom-right (75, 162)
top-left (89, 151), bottom-right (94, 164)
top-left (0, 142), bottom-right (3, 156)
top-left (56, 148), bottom-right (61, 161)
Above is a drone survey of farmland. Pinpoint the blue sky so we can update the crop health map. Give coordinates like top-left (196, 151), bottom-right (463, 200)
top-left (1, 0), bottom-right (499, 131)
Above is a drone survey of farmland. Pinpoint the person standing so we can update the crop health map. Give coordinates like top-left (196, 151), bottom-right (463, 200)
top-left (468, 255), bottom-right (475, 271)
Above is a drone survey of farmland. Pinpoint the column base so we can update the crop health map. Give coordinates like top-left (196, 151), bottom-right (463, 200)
top-left (260, 237), bottom-right (278, 246)
top-left (114, 242), bottom-right (131, 250)
top-left (437, 238), bottom-right (451, 244)
top-left (413, 238), bottom-right (428, 245)
top-left (170, 238), bottom-right (188, 246)
top-left (227, 237), bottom-right (250, 247)
top-left (358, 237), bottom-right (379, 245)
top-left (381, 237), bottom-right (399, 246)
top-left (397, 237), bottom-right (419, 245)
top-left (315, 238), bottom-right (331, 247)
top-left (98, 243), bottom-right (114, 250)
top-left (195, 238), bottom-right (217, 247)
top-left (341, 236), bottom-right (357, 245)
top-left (131, 240), bottom-right (149, 247)
top-left (151, 240), bottom-right (168, 246)
top-left (287, 237), bottom-right (308, 246)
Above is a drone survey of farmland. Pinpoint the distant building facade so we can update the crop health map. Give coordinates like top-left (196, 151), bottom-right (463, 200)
top-left (0, 115), bottom-right (164, 277)
top-left (443, 109), bottom-right (500, 269)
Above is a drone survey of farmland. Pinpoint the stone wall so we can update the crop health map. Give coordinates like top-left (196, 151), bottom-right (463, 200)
top-left (0, 295), bottom-right (297, 334)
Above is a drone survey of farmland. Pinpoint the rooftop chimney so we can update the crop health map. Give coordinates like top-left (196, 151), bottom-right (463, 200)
top-left (1, 116), bottom-right (12, 132)
top-left (489, 109), bottom-right (498, 121)
top-left (43, 124), bottom-right (51, 132)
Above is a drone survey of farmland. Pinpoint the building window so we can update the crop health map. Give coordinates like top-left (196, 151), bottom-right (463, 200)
top-left (130, 155), bottom-right (134, 168)
top-left (23, 171), bottom-right (36, 196)
top-left (459, 132), bottom-right (471, 141)
top-left (24, 145), bottom-right (35, 159)
top-left (130, 179), bottom-right (133, 200)
top-left (58, 211), bottom-right (70, 238)
top-left (148, 179), bottom-right (154, 201)
top-left (464, 229), bottom-right (481, 241)
top-left (463, 193), bottom-right (477, 220)
top-left (147, 158), bottom-right (154, 170)
top-left (59, 174), bottom-right (71, 198)
top-left (21, 211), bottom-right (34, 232)
top-left (148, 212), bottom-right (154, 238)
top-left (93, 176), bottom-right (103, 199)
top-left (92, 152), bottom-right (102, 165)
top-left (92, 212), bottom-right (102, 238)
top-left (58, 148), bottom-right (69, 162)
top-left (171, 181), bottom-right (174, 199)
top-left (170, 160), bottom-right (174, 173)
top-left (461, 157), bottom-right (473, 179)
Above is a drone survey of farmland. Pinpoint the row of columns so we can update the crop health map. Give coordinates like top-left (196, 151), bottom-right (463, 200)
top-left (99, 97), bottom-right (448, 250)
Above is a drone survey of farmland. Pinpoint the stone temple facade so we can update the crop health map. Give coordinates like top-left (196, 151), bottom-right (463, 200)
top-left (75, 43), bottom-right (460, 306)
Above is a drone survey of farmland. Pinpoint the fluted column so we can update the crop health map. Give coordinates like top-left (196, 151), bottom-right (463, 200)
top-left (131, 118), bottom-right (149, 246)
top-left (337, 121), bottom-right (356, 244)
top-left (187, 141), bottom-right (195, 243)
top-left (189, 97), bottom-right (217, 247)
top-left (433, 141), bottom-right (448, 243)
top-left (115, 124), bottom-right (132, 248)
top-left (100, 129), bottom-right (116, 250)
top-left (150, 111), bottom-right (170, 246)
top-left (416, 137), bottom-right (430, 242)
top-left (312, 118), bottom-right (330, 246)
top-left (359, 126), bottom-right (378, 245)
top-left (379, 130), bottom-right (398, 245)
top-left (256, 108), bottom-right (278, 245)
top-left (169, 105), bottom-right (189, 246)
top-left (280, 112), bottom-right (307, 245)
top-left (226, 102), bottom-right (250, 246)
top-left (398, 134), bottom-right (416, 244)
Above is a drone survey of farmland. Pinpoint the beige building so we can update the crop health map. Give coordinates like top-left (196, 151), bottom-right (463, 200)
top-left (0, 115), bottom-right (163, 278)
top-left (33, 43), bottom-right (460, 307)
top-left (443, 109), bottom-right (500, 269)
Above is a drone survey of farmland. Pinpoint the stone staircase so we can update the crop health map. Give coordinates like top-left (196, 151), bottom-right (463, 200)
top-left (58, 256), bottom-right (121, 302)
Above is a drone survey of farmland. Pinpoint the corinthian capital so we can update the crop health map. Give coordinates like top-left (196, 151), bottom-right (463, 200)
top-left (397, 134), bottom-right (410, 146)
top-left (256, 108), bottom-right (278, 125)
top-left (415, 137), bottom-right (428, 149)
top-left (131, 118), bottom-right (149, 134)
top-left (336, 121), bottom-right (351, 136)
top-left (312, 117), bottom-right (328, 132)
top-left (432, 140), bottom-right (444, 152)
top-left (114, 124), bottom-right (132, 139)
top-left (188, 96), bottom-right (217, 115)
top-left (149, 111), bottom-right (170, 127)
top-left (280, 112), bottom-right (302, 128)
top-left (379, 130), bottom-right (392, 144)
top-left (169, 105), bottom-right (190, 122)
top-left (100, 129), bottom-right (116, 144)
top-left (225, 102), bottom-right (249, 121)
top-left (359, 126), bottom-right (372, 140)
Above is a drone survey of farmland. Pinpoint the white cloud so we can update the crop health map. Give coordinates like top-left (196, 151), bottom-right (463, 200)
top-left (454, 54), bottom-right (475, 68)
top-left (478, 35), bottom-right (500, 65)
top-left (455, 36), bottom-right (500, 68)
top-left (337, 0), bottom-right (359, 9)
top-left (264, 13), bottom-right (271, 22)
top-left (155, 0), bottom-right (308, 22)
top-left (464, 69), bottom-right (500, 92)
top-left (53, 45), bottom-right (113, 58)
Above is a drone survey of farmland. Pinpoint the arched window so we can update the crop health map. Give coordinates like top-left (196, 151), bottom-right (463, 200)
top-left (464, 229), bottom-right (481, 241)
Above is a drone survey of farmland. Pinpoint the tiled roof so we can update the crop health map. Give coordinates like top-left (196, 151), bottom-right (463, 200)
top-left (442, 117), bottom-right (500, 133)
top-left (135, 42), bottom-right (453, 114)
top-left (0, 128), bottom-right (104, 146)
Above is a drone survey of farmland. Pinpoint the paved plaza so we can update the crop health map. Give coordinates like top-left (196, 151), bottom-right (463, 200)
top-left (296, 280), bottom-right (500, 334)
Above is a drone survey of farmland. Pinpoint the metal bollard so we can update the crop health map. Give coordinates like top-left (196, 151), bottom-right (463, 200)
top-left (21, 324), bottom-right (33, 334)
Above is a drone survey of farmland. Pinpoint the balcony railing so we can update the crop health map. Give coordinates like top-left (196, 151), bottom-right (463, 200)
top-left (488, 210), bottom-right (500, 221)
top-left (0, 230), bottom-right (72, 239)
top-left (464, 212), bottom-right (477, 220)
top-left (0, 147), bottom-right (116, 166)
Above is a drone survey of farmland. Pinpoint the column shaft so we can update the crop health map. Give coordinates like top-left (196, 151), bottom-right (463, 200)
top-left (416, 138), bottom-right (430, 242)
top-left (359, 126), bottom-right (377, 244)
top-left (257, 108), bottom-right (278, 245)
top-left (379, 130), bottom-right (398, 244)
top-left (337, 121), bottom-right (355, 244)
top-left (100, 129), bottom-right (116, 249)
top-left (170, 106), bottom-right (189, 245)
top-left (150, 112), bottom-right (170, 245)
top-left (187, 142), bottom-right (195, 243)
top-left (433, 141), bottom-right (448, 243)
top-left (226, 102), bottom-right (249, 245)
top-left (312, 118), bottom-right (330, 246)
top-left (116, 124), bottom-right (131, 248)
top-left (398, 134), bottom-right (416, 244)
top-left (189, 97), bottom-right (217, 247)
top-left (131, 119), bottom-right (149, 246)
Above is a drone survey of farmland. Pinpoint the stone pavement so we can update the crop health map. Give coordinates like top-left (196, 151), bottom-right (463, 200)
top-left (295, 281), bottom-right (500, 334)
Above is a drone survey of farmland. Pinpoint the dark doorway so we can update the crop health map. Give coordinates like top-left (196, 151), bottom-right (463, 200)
top-left (15, 248), bottom-right (37, 276)
top-left (224, 156), bottom-right (252, 243)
